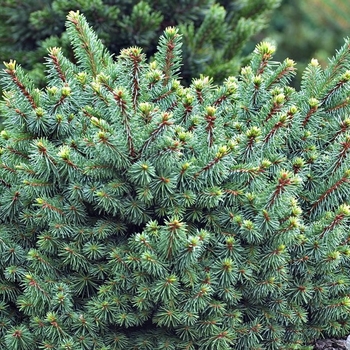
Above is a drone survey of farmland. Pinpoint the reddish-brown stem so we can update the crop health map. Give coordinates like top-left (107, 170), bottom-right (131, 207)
top-left (266, 175), bottom-right (291, 209)
top-left (194, 154), bottom-right (227, 180)
top-left (139, 114), bottom-right (173, 155)
top-left (309, 175), bottom-right (350, 215)
top-left (0, 179), bottom-right (11, 188)
top-left (320, 214), bottom-right (345, 238)
top-left (256, 54), bottom-right (271, 75)
top-left (213, 95), bottom-right (228, 107)
top-left (41, 201), bottom-right (63, 215)
top-left (68, 17), bottom-right (98, 76)
top-left (129, 52), bottom-right (142, 110)
top-left (14, 108), bottom-right (28, 121)
top-left (152, 90), bottom-right (173, 103)
top-left (113, 90), bottom-right (136, 158)
top-left (302, 106), bottom-right (318, 127)
top-left (163, 40), bottom-right (176, 86)
top-left (6, 69), bottom-right (37, 109)
top-left (325, 99), bottom-right (349, 113)
top-left (264, 102), bottom-right (283, 123)
top-left (0, 163), bottom-right (17, 173)
top-left (48, 53), bottom-right (67, 82)
top-left (332, 141), bottom-right (350, 173)
top-left (267, 66), bottom-right (296, 88)
top-left (321, 79), bottom-right (348, 105)
top-left (7, 147), bottom-right (29, 159)
top-left (196, 89), bottom-right (204, 104)
top-left (53, 94), bottom-right (68, 112)
top-left (328, 120), bottom-right (350, 144)
top-left (205, 114), bottom-right (216, 147)
top-left (264, 121), bottom-right (284, 143)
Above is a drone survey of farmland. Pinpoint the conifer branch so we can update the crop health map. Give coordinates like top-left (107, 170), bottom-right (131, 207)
top-left (266, 171), bottom-right (297, 209)
top-left (120, 48), bottom-right (143, 110)
top-left (47, 48), bottom-right (67, 83)
top-left (53, 85), bottom-right (71, 113)
top-left (309, 171), bottom-right (350, 215)
top-left (3, 61), bottom-right (37, 109)
top-left (264, 94), bottom-right (285, 123)
top-left (254, 42), bottom-right (276, 76)
top-left (322, 40), bottom-right (350, 90)
top-left (320, 214), bottom-right (346, 239)
top-left (325, 98), bottom-right (350, 114)
top-left (302, 99), bottom-right (319, 127)
top-left (0, 179), bottom-right (11, 188)
top-left (66, 11), bottom-right (111, 78)
top-left (152, 89), bottom-right (174, 103)
top-left (320, 76), bottom-right (350, 105)
top-left (67, 12), bottom-right (98, 77)
top-left (263, 114), bottom-right (292, 144)
top-left (155, 27), bottom-right (182, 87)
top-left (36, 198), bottom-right (64, 215)
top-left (139, 112), bottom-right (173, 155)
top-left (194, 145), bottom-right (231, 179)
top-left (205, 106), bottom-right (216, 147)
top-left (0, 162), bottom-right (17, 174)
top-left (265, 59), bottom-right (296, 88)
top-left (328, 118), bottom-right (350, 143)
top-left (14, 108), bottom-right (29, 122)
top-left (331, 137), bottom-right (350, 173)
top-left (7, 146), bottom-right (29, 159)
top-left (113, 89), bottom-right (136, 158)
top-left (163, 33), bottom-right (177, 86)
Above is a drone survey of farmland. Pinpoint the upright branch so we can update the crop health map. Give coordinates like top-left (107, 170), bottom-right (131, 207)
top-left (265, 58), bottom-right (296, 89)
top-left (252, 42), bottom-right (276, 76)
top-left (3, 60), bottom-right (37, 109)
top-left (264, 93), bottom-right (285, 123)
top-left (240, 127), bottom-right (261, 161)
top-left (119, 47), bottom-right (144, 110)
top-left (328, 118), bottom-right (350, 144)
top-left (155, 27), bottom-right (182, 86)
top-left (302, 98), bottom-right (319, 127)
top-left (113, 88), bottom-right (136, 158)
top-left (66, 11), bottom-right (112, 77)
top-left (163, 36), bottom-right (176, 86)
top-left (322, 41), bottom-right (350, 92)
top-left (263, 113), bottom-right (292, 144)
top-left (47, 47), bottom-right (67, 83)
top-left (205, 106), bottom-right (217, 147)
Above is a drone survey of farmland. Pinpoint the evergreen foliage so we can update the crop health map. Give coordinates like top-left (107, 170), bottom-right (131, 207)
top-left (1, 11), bottom-right (350, 350)
top-left (0, 0), bottom-right (281, 86)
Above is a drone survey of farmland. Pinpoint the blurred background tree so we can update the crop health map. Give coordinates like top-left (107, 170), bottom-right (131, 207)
top-left (260, 0), bottom-right (350, 86)
top-left (0, 0), bottom-right (281, 87)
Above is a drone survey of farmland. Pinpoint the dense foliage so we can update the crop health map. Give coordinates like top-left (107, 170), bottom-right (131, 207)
top-left (1, 11), bottom-right (350, 350)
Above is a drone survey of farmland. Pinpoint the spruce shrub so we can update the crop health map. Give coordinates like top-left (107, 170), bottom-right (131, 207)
top-left (1, 11), bottom-right (350, 350)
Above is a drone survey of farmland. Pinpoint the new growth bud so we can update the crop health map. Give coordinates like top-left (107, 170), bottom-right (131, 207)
top-left (3, 59), bottom-right (16, 71)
